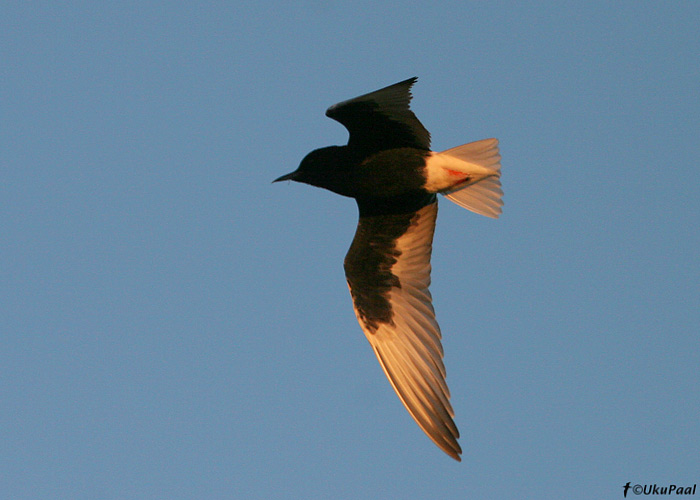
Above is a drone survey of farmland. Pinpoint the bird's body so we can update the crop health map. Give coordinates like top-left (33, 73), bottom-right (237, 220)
top-left (274, 78), bottom-right (502, 461)
top-left (286, 146), bottom-right (427, 201)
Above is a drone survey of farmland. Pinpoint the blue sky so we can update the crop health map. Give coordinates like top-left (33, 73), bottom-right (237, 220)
top-left (2, 1), bottom-right (699, 499)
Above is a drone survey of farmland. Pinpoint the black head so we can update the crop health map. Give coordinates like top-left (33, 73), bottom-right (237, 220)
top-left (273, 146), bottom-right (353, 196)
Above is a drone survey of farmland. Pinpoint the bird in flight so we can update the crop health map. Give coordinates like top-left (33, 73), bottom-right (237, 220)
top-left (274, 77), bottom-right (502, 461)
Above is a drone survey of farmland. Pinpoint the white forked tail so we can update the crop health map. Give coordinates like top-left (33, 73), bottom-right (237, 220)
top-left (435, 138), bottom-right (503, 218)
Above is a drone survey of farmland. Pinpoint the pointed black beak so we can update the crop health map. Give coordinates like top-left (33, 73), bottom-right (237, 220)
top-left (272, 171), bottom-right (298, 183)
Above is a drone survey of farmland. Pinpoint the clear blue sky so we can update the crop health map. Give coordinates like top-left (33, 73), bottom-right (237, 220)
top-left (2, 2), bottom-right (698, 499)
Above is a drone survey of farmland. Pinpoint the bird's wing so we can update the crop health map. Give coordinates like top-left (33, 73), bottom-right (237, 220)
top-left (326, 77), bottom-right (431, 153)
top-left (343, 201), bottom-right (461, 461)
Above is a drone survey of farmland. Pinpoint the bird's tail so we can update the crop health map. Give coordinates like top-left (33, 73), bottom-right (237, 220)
top-left (439, 138), bottom-right (503, 218)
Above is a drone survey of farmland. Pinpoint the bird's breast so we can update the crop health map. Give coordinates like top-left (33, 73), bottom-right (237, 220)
top-left (353, 148), bottom-right (429, 198)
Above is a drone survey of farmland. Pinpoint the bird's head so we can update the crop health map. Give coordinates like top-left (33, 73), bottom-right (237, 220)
top-left (273, 146), bottom-right (348, 193)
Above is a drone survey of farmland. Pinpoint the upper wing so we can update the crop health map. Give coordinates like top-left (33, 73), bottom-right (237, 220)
top-left (326, 77), bottom-right (431, 154)
top-left (343, 201), bottom-right (461, 461)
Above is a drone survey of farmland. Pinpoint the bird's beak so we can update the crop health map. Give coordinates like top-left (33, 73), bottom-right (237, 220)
top-left (272, 171), bottom-right (298, 183)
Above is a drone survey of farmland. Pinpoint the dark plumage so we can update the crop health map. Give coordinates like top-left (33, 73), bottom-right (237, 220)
top-left (274, 77), bottom-right (503, 460)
